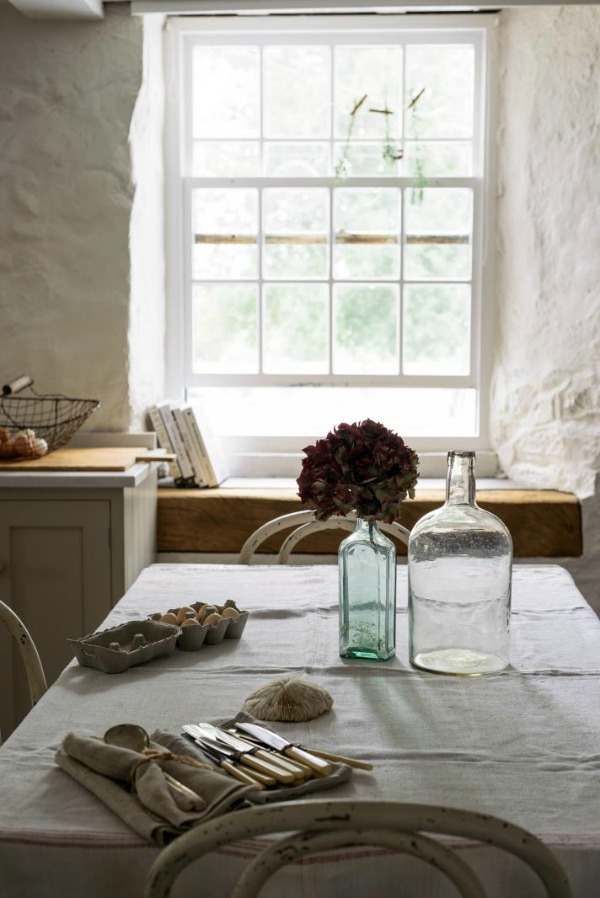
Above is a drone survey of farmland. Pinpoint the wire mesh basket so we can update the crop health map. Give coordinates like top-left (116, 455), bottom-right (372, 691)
top-left (0, 375), bottom-right (100, 459)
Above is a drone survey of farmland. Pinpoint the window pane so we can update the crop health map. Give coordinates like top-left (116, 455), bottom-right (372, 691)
top-left (264, 142), bottom-right (330, 177)
top-left (264, 188), bottom-right (329, 279)
top-left (192, 284), bottom-right (258, 373)
top-left (405, 141), bottom-right (472, 177)
top-left (405, 45), bottom-right (474, 139)
top-left (334, 284), bottom-right (399, 374)
top-left (193, 141), bottom-right (260, 177)
top-left (192, 46), bottom-right (260, 138)
top-left (264, 46), bottom-right (331, 138)
top-left (192, 189), bottom-right (258, 280)
top-left (334, 46), bottom-right (402, 140)
top-left (334, 188), bottom-right (400, 279)
top-left (263, 285), bottom-right (328, 374)
top-left (334, 142), bottom-right (400, 178)
top-left (404, 188), bottom-right (472, 281)
top-left (403, 284), bottom-right (471, 375)
top-left (191, 386), bottom-right (479, 438)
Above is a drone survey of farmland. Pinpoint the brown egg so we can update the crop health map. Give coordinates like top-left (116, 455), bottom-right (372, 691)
top-left (180, 618), bottom-right (199, 627)
top-left (221, 607), bottom-right (240, 621)
top-left (160, 612), bottom-right (179, 626)
top-left (197, 604), bottom-right (218, 622)
top-left (176, 606), bottom-right (195, 624)
top-left (202, 612), bottom-right (222, 627)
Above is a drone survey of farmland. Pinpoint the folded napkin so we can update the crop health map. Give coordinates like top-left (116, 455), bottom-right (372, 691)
top-left (55, 732), bottom-right (259, 846)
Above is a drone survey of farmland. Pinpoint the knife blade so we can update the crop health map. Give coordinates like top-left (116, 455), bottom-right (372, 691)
top-left (230, 728), bottom-right (371, 771)
top-left (226, 729), bottom-right (314, 777)
top-left (181, 729), bottom-right (265, 789)
top-left (236, 723), bottom-right (334, 777)
top-left (184, 725), bottom-right (295, 784)
top-left (197, 723), bottom-right (310, 782)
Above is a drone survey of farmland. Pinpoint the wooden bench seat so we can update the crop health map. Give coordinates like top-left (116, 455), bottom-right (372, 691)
top-left (157, 487), bottom-right (582, 558)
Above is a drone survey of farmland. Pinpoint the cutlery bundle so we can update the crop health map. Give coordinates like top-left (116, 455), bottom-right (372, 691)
top-left (182, 721), bottom-right (372, 789)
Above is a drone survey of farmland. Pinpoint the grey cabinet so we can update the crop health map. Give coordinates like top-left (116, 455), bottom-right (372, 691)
top-left (0, 469), bottom-right (157, 738)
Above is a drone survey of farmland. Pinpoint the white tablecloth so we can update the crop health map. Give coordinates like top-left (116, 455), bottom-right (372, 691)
top-left (0, 564), bottom-right (599, 898)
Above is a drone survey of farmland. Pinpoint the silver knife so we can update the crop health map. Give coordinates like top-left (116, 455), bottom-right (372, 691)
top-left (196, 723), bottom-right (310, 782)
top-left (183, 725), bottom-right (293, 784)
top-left (236, 723), bottom-right (334, 777)
top-left (181, 727), bottom-right (265, 788)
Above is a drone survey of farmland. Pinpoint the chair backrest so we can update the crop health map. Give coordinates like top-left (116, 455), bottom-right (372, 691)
top-left (144, 798), bottom-right (572, 898)
top-left (239, 510), bottom-right (410, 564)
top-left (0, 599), bottom-right (46, 742)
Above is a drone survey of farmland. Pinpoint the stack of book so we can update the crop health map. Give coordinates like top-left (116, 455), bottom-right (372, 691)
top-left (147, 400), bottom-right (229, 488)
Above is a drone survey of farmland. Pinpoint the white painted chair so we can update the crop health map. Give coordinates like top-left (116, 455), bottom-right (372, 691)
top-left (144, 798), bottom-right (573, 898)
top-left (0, 599), bottom-right (47, 744)
top-left (238, 510), bottom-right (410, 565)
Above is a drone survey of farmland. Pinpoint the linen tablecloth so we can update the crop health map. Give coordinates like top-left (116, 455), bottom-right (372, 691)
top-left (0, 563), bottom-right (599, 898)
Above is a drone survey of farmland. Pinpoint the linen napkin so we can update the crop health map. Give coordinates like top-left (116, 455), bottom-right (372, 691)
top-left (55, 731), bottom-right (259, 846)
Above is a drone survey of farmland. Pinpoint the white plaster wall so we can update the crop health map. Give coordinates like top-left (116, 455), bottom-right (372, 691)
top-left (494, 6), bottom-right (600, 611)
top-left (494, 6), bottom-right (600, 499)
top-left (128, 14), bottom-right (167, 429)
top-left (0, 1), bottom-right (144, 431)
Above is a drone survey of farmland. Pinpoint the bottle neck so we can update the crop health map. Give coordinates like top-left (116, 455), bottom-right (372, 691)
top-left (445, 452), bottom-right (476, 506)
top-left (355, 516), bottom-right (377, 534)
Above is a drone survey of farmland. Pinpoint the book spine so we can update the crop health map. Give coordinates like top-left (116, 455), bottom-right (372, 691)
top-left (158, 404), bottom-right (197, 485)
top-left (182, 406), bottom-right (217, 487)
top-left (173, 407), bottom-right (208, 487)
top-left (148, 405), bottom-right (183, 481)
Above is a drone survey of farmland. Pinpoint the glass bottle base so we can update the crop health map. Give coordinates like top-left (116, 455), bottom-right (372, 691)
top-left (341, 646), bottom-right (395, 662)
top-left (411, 647), bottom-right (508, 676)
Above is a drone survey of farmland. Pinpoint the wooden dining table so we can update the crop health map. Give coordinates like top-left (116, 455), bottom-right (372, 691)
top-left (0, 562), bottom-right (599, 898)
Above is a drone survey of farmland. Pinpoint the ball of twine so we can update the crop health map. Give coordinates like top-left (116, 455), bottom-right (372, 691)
top-left (243, 677), bottom-right (333, 722)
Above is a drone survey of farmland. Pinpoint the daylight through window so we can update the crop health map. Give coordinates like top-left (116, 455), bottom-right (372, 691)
top-left (167, 16), bottom-right (495, 474)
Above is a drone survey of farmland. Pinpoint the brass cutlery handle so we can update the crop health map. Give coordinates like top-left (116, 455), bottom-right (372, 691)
top-left (241, 752), bottom-right (295, 784)
top-left (163, 773), bottom-right (205, 805)
top-left (305, 747), bottom-right (373, 771)
top-left (238, 766), bottom-right (276, 787)
top-left (284, 745), bottom-right (334, 777)
top-left (220, 759), bottom-right (264, 788)
top-left (255, 748), bottom-right (311, 781)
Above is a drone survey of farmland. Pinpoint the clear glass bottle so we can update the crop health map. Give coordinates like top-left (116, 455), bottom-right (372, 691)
top-left (338, 517), bottom-right (396, 661)
top-left (408, 451), bottom-right (512, 675)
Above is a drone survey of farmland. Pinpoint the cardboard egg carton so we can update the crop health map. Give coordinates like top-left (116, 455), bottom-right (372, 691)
top-left (148, 600), bottom-right (249, 651)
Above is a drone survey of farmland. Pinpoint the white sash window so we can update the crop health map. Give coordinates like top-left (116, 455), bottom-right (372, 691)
top-left (166, 14), bottom-right (497, 476)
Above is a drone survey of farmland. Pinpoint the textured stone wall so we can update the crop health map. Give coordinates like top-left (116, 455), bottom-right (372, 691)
top-left (494, 6), bottom-right (600, 498)
top-left (0, 2), bottom-right (144, 431)
top-left (494, 6), bottom-right (600, 608)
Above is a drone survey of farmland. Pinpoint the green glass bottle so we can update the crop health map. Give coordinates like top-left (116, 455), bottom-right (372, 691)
top-left (338, 517), bottom-right (396, 661)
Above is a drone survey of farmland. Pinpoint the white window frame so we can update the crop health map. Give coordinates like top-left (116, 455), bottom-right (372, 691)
top-left (165, 13), bottom-right (499, 473)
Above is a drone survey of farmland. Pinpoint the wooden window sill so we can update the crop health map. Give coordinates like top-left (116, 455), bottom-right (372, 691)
top-left (157, 482), bottom-right (582, 558)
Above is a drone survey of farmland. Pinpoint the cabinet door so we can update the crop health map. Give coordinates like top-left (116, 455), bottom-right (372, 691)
top-left (0, 500), bottom-right (111, 738)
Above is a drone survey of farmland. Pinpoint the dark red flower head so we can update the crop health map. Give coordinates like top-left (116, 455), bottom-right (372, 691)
top-left (297, 419), bottom-right (419, 523)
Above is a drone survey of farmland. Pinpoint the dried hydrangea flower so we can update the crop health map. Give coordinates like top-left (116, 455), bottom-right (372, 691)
top-left (297, 419), bottom-right (419, 524)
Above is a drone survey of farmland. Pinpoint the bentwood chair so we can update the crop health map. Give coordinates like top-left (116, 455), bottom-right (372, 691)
top-left (144, 798), bottom-right (573, 898)
top-left (239, 510), bottom-right (410, 565)
top-left (0, 599), bottom-right (46, 744)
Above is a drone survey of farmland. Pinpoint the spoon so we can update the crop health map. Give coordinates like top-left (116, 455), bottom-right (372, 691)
top-left (104, 724), bottom-right (206, 806)
top-left (104, 723), bottom-right (150, 753)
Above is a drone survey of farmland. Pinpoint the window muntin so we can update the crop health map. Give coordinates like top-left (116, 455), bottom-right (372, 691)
top-left (168, 16), bottom-right (494, 461)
